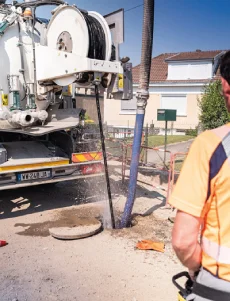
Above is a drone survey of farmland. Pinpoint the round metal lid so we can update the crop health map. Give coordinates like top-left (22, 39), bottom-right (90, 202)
top-left (49, 217), bottom-right (102, 240)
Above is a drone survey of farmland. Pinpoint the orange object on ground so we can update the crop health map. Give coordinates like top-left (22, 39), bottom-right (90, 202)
top-left (136, 240), bottom-right (165, 253)
top-left (0, 240), bottom-right (7, 247)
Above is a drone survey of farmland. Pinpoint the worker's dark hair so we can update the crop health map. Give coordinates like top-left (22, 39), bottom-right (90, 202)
top-left (220, 51), bottom-right (230, 85)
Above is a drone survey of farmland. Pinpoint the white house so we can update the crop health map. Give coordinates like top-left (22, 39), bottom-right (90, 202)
top-left (104, 49), bottom-right (226, 133)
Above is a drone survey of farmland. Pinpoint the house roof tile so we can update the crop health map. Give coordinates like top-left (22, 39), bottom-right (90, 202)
top-left (165, 50), bottom-right (224, 61)
top-left (132, 50), bottom-right (226, 84)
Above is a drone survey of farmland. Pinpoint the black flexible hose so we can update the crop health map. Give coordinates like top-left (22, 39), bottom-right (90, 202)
top-left (15, 0), bottom-right (64, 8)
top-left (95, 85), bottom-right (115, 229)
top-left (15, 3), bottom-right (106, 61)
top-left (83, 13), bottom-right (106, 61)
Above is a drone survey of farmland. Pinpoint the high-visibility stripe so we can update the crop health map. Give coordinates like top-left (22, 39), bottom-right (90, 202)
top-left (206, 129), bottom-right (230, 201)
top-left (222, 131), bottom-right (230, 157)
top-left (72, 152), bottom-right (102, 163)
top-left (202, 236), bottom-right (230, 264)
top-left (212, 125), bottom-right (230, 140)
top-left (0, 159), bottom-right (69, 172)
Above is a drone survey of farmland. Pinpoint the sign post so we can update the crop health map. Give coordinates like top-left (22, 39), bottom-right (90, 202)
top-left (164, 120), bottom-right (168, 164)
top-left (157, 109), bottom-right (177, 166)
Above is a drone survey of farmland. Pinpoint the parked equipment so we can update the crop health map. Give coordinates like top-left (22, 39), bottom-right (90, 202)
top-left (0, 0), bottom-right (132, 191)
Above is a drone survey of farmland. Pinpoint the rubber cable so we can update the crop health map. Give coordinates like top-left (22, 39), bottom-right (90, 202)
top-left (82, 13), bottom-right (106, 61)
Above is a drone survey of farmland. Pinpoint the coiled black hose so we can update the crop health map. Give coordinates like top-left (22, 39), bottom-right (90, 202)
top-left (15, 0), bottom-right (65, 9)
top-left (82, 13), bottom-right (106, 61)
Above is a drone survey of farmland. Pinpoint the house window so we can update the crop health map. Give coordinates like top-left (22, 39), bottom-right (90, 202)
top-left (167, 62), bottom-right (212, 80)
top-left (161, 95), bottom-right (187, 116)
top-left (120, 96), bottom-right (137, 114)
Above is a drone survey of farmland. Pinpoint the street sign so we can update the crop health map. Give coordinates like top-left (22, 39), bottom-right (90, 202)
top-left (157, 109), bottom-right (176, 122)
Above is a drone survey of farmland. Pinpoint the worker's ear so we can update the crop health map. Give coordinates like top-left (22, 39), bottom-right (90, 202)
top-left (221, 77), bottom-right (230, 99)
top-left (221, 77), bottom-right (230, 91)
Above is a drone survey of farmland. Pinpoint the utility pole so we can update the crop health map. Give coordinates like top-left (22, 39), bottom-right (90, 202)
top-left (121, 0), bottom-right (154, 227)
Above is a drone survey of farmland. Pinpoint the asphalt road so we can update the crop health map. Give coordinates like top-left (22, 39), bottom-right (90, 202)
top-left (146, 140), bottom-right (194, 166)
top-left (0, 166), bottom-right (182, 301)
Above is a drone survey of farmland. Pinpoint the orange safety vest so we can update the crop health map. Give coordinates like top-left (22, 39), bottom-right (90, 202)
top-left (169, 124), bottom-right (230, 281)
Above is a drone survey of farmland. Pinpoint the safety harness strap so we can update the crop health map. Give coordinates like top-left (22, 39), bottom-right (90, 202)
top-left (193, 282), bottom-right (230, 301)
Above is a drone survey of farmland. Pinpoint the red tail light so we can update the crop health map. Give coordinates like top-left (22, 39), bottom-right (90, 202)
top-left (81, 163), bottom-right (103, 175)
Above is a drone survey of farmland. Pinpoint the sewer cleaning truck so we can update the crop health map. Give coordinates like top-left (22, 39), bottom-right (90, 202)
top-left (0, 0), bottom-right (132, 190)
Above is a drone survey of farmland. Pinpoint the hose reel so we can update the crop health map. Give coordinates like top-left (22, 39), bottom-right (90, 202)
top-left (46, 5), bottom-right (112, 87)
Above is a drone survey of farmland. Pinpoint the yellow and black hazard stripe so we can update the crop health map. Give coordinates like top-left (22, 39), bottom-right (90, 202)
top-left (72, 152), bottom-right (102, 163)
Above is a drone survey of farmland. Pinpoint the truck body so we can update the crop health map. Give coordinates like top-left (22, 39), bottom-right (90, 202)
top-left (0, 0), bottom-right (132, 190)
top-left (0, 126), bottom-right (104, 190)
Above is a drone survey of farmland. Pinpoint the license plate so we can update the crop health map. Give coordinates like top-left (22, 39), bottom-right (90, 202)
top-left (17, 170), bottom-right (51, 182)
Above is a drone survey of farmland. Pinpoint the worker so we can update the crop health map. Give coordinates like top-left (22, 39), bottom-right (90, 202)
top-left (169, 50), bottom-right (230, 301)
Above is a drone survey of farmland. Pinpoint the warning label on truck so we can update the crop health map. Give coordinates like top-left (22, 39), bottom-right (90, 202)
top-left (118, 74), bottom-right (123, 89)
top-left (2, 94), bottom-right (8, 106)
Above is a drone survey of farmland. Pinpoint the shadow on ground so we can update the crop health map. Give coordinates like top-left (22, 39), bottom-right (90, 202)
top-left (0, 177), bottom-right (105, 219)
top-left (0, 163), bottom-right (166, 220)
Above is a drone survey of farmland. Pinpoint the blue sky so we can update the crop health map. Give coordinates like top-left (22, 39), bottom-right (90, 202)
top-left (37, 0), bottom-right (230, 66)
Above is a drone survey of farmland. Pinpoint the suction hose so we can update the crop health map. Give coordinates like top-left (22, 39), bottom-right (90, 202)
top-left (8, 110), bottom-right (48, 127)
top-left (121, 0), bottom-right (154, 228)
top-left (9, 111), bottom-right (35, 127)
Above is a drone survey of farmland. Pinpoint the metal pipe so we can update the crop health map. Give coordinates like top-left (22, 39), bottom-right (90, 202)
top-left (0, 110), bottom-right (10, 120)
top-left (9, 111), bottom-right (34, 127)
top-left (31, 8), bottom-right (37, 102)
top-left (8, 110), bottom-right (48, 127)
top-left (31, 110), bottom-right (48, 122)
top-left (17, 21), bottom-right (31, 104)
top-left (121, 0), bottom-right (154, 228)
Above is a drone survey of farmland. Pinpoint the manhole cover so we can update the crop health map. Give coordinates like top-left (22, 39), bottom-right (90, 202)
top-left (49, 217), bottom-right (102, 240)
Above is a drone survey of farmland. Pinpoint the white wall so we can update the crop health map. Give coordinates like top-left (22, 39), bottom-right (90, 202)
top-left (167, 61), bottom-right (213, 80)
top-left (105, 83), bottom-right (203, 129)
top-left (161, 95), bottom-right (187, 116)
top-left (133, 84), bottom-right (204, 95)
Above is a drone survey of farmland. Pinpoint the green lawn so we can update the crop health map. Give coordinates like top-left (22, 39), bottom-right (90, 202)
top-left (147, 135), bottom-right (194, 147)
top-left (105, 135), bottom-right (194, 161)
